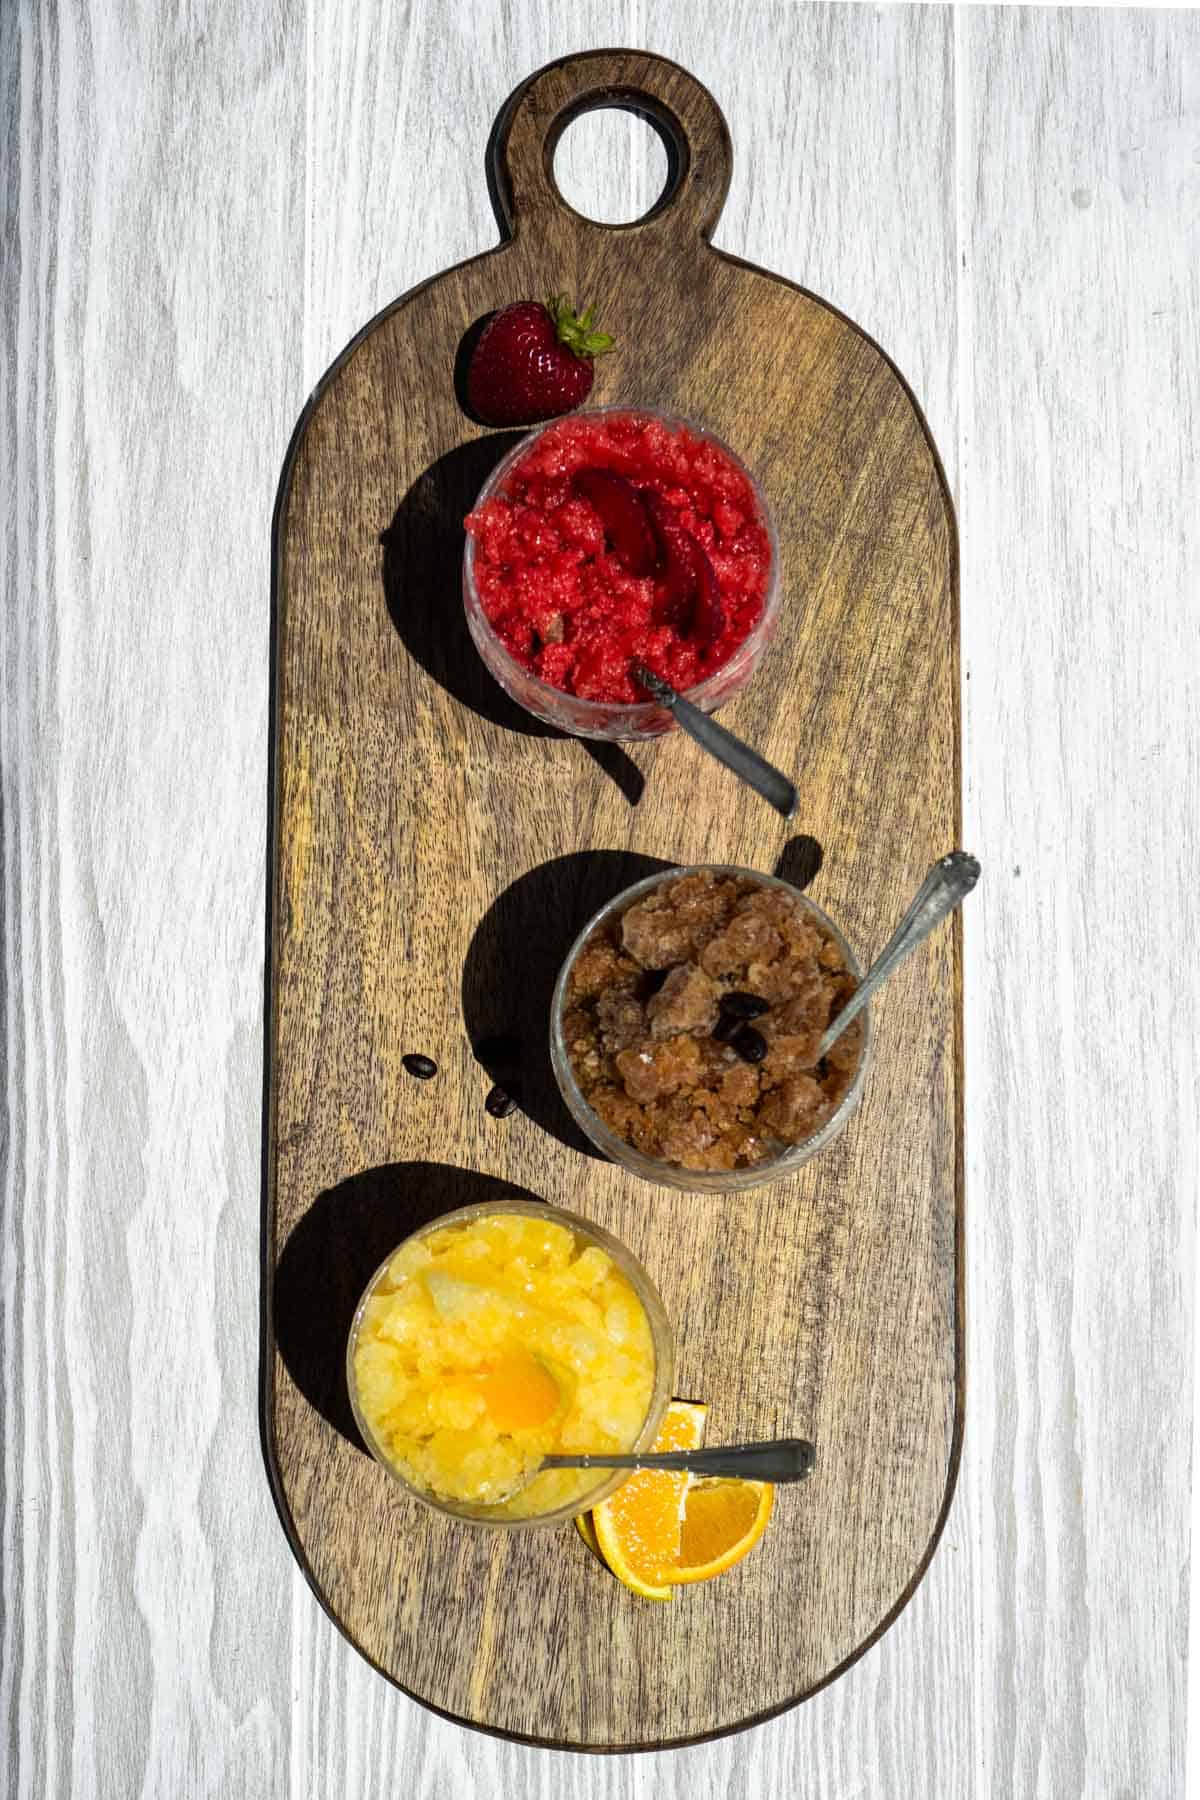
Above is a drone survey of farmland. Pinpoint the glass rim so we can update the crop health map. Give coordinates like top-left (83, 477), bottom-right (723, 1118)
top-left (345, 1196), bottom-right (676, 1529)
top-left (462, 404), bottom-right (782, 726)
top-left (550, 864), bottom-right (872, 1194)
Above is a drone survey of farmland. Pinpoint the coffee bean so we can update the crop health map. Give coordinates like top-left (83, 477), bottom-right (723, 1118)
top-left (731, 1025), bottom-right (768, 1064)
top-left (720, 991), bottom-right (771, 1020)
top-left (485, 1083), bottom-right (518, 1119)
top-left (402, 1053), bottom-right (438, 1080)
top-left (713, 1014), bottom-right (741, 1043)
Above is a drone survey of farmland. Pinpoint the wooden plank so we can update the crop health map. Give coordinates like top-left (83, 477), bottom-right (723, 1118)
top-left (267, 43), bottom-right (959, 1750)
top-left (0, 2), bottom-right (305, 1796)
top-left (957, 8), bottom-right (1200, 1795)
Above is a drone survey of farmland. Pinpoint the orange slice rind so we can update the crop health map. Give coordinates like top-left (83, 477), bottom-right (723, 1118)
top-left (574, 1509), bottom-right (604, 1564)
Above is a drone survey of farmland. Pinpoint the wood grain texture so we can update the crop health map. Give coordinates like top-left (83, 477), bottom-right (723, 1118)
top-left (267, 43), bottom-right (960, 1752)
top-left (956, 9), bottom-right (1200, 1795)
top-left (1, 1), bottom-right (305, 1796)
top-left (4, 1), bottom-right (1197, 1794)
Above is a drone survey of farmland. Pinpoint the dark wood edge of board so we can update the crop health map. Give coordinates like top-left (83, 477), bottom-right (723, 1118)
top-left (257, 218), bottom-right (966, 1751)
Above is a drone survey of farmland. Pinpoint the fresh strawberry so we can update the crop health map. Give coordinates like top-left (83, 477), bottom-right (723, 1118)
top-left (642, 491), bottom-right (726, 656)
top-left (572, 470), bottom-right (658, 576)
top-left (466, 294), bottom-right (614, 426)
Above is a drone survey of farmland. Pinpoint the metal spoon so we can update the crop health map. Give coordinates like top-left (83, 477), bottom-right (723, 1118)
top-left (632, 662), bottom-right (798, 820)
top-left (817, 850), bottom-right (981, 1059)
top-left (540, 1437), bottom-right (815, 1483)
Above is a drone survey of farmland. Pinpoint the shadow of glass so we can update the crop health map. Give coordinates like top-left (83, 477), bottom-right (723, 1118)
top-left (273, 1161), bottom-right (549, 1452)
top-left (381, 434), bottom-right (541, 736)
top-left (462, 848), bottom-right (672, 1157)
top-left (381, 441), bottom-right (644, 806)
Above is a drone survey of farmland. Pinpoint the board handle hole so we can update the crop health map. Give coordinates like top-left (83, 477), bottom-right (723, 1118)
top-left (493, 55), bottom-right (730, 241)
top-left (551, 105), bottom-right (675, 226)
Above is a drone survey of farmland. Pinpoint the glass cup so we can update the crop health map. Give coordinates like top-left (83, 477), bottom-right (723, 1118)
top-left (462, 406), bottom-right (781, 741)
top-left (346, 1198), bottom-right (675, 1528)
top-left (550, 865), bottom-right (872, 1194)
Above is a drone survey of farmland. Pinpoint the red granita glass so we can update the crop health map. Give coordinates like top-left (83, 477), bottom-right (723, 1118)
top-left (463, 407), bottom-right (781, 742)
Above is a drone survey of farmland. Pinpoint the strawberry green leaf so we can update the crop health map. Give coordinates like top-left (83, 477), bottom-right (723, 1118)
top-left (546, 294), bottom-right (616, 362)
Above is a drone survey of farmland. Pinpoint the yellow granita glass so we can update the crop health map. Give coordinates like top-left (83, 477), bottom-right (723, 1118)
top-left (347, 1200), bottom-right (674, 1524)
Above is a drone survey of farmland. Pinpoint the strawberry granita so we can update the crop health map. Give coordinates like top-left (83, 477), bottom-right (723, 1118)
top-left (463, 410), bottom-right (775, 706)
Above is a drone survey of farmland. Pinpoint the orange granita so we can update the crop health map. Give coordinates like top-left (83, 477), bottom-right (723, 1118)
top-left (350, 1208), bottom-right (657, 1519)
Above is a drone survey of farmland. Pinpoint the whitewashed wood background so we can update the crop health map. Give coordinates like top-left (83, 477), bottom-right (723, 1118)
top-left (4, 2), bottom-right (1197, 1794)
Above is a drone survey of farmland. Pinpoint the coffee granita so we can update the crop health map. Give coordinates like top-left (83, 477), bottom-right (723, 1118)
top-left (561, 872), bottom-right (864, 1173)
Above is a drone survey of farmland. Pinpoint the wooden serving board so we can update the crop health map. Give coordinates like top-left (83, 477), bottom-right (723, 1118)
top-left (263, 49), bottom-right (961, 1751)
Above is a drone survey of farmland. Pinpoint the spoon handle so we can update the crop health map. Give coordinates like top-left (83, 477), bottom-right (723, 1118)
top-left (632, 663), bottom-right (798, 820)
top-left (542, 1437), bottom-right (815, 1483)
top-left (817, 850), bottom-right (981, 1059)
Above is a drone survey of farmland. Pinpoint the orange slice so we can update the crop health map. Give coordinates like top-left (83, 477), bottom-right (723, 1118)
top-left (667, 1476), bottom-right (774, 1583)
top-left (587, 1400), bottom-right (709, 1601)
